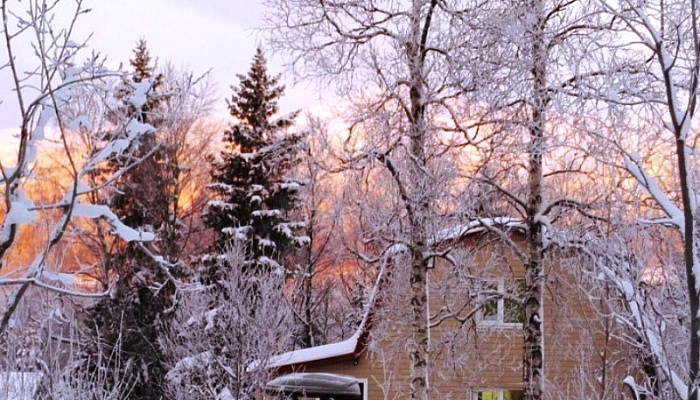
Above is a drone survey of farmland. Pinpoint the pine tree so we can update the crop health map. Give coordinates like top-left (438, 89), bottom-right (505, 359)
top-left (204, 49), bottom-right (307, 276)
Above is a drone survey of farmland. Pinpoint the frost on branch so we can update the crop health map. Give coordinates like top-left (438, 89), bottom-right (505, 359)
top-left (163, 241), bottom-right (292, 400)
top-left (0, 0), bottom-right (164, 336)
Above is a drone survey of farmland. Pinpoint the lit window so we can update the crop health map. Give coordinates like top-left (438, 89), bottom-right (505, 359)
top-left (475, 389), bottom-right (524, 400)
top-left (479, 279), bottom-right (526, 325)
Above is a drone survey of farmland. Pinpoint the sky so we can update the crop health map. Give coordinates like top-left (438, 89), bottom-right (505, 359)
top-left (0, 0), bottom-right (329, 147)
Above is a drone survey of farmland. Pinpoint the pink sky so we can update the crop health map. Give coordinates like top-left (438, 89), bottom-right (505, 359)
top-left (0, 0), bottom-right (327, 136)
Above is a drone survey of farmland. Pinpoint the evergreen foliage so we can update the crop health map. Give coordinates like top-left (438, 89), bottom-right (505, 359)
top-left (205, 49), bottom-right (307, 275)
top-left (110, 39), bottom-right (172, 243)
top-left (82, 39), bottom-right (177, 400)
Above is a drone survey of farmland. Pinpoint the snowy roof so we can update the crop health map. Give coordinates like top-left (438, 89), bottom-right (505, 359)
top-left (383, 217), bottom-right (525, 257)
top-left (0, 372), bottom-right (42, 400)
top-left (250, 263), bottom-right (388, 372)
top-left (432, 217), bottom-right (525, 244)
top-left (263, 328), bottom-right (362, 370)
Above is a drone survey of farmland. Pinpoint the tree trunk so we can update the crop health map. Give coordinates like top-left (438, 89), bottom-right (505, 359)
top-left (524, 1), bottom-right (547, 398)
top-left (407, 2), bottom-right (436, 399)
top-left (409, 248), bottom-right (430, 400)
top-left (677, 129), bottom-right (699, 400)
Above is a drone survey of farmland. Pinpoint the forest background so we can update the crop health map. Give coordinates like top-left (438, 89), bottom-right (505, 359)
top-left (1, 1), bottom-right (700, 400)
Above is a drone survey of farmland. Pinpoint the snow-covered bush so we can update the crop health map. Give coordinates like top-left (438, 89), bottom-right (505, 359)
top-left (163, 240), bottom-right (293, 400)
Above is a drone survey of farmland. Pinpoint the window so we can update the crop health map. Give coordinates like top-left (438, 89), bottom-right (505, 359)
top-left (474, 389), bottom-right (524, 400)
top-left (479, 279), bottom-right (526, 326)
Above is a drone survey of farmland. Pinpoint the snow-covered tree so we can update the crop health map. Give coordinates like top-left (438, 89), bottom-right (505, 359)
top-left (283, 117), bottom-right (353, 348)
top-left (79, 40), bottom-right (217, 400)
top-left (264, 2), bottom-right (475, 399)
top-left (162, 240), bottom-right (292, 400)
top-left (579, 0), bottom-right (700, 397)
top-left (449, 1), bottom-right (618, 397)
top-left (0, 0), bottom-right (157, 336)
top-left (79, 39), bottom-right (178, 400)
top-left (204, 49), bottom-right (306, 276)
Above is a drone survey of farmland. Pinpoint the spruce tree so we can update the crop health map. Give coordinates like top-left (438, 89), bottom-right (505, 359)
top-left (205, 48), bottom-right (307, 276)
top-left (82, 39), bottom-right (176, 400)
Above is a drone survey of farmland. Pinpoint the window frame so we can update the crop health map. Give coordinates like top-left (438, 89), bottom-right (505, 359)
top-left (477, 278), bottom-right (525, 328)
top-left (472, 388), bottom-right (525, 400)
top-left (357, 378), bottom-right (369, 400)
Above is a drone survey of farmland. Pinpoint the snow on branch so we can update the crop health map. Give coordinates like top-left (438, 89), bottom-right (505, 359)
top-left (72, 204), bottom-right (155, 242)
top-left (624, 156), bottom-right (684, 231)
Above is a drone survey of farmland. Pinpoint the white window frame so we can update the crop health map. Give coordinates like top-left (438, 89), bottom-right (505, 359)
top-left (472, 388), bottom-right (524, 400)
top-left (477, 279), bottom-right (524, 328)
top-left (357, 378), bottom-right (369, 400)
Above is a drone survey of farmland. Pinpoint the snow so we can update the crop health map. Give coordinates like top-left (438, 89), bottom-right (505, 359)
top-left (257, 256), bottom-right (282, 271)
top-left (0, 372), bottom-right (42, 400)
top-left (75, 181), bottom-right (92, 195)
top-left (622, 376), bottom-right (639, 399)
top-left (89, 139), bottom-right (130, 166)
top-left (281, 182), bottom-right (300, 190)
top-left (238, 153), bottom-right (254, 161)
top-left (205, 308), bottom-right (218, 331)
top-left (258, 238), bottom-right (277, 248)
top-left (294, 236), bottom-right (311, 246)
top-left (208, 200), bottom-right (237, 211)
top-left (68, 115), bottom-right (92, 131)
top-left (601, 261), bottom-right (689, 399)
top-left (251, 209), bottom-right (281, 218)
top-left (207, 183), bottom-right (236, 194)
top-left (222, 226), bottom-right (250, 240)
top-left (274, 223), bottom-right (294, 238)
top-left (624, 157), bottom-right (684, 230)
top-left (433, 217), bottom-right (525, 243)
top-left (5, 199), bottom-right (37, 226)
top-left (0, 195), bottom-right (37, 243)
top-left (128, 81), bottom-right (152, 109)
top-left (253, 328), bottom-right (361, 371)
top-left (217, 387), bottom-right (235, 400)
top-left (125, 119), bottom-right (154, 140)
top-left (41, 270), bottom-right (76, 286)
top-left (167, 351), bottom-right (213, 387)
top-left (72, 203), bottom-right (155, 242)
top-left (670, 371), bottom-right (689, 399)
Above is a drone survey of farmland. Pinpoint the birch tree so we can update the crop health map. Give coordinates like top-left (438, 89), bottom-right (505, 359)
top-left (0, 0), bottom-right (157, 335)
top-left (454, 1), bottom-right (616, 397)
top-left (579, 0), bottom-right (700, 397)
top-left (287, 118), bottom-right (345, 348)
top-left (264, 1), bottom-right (474, 398)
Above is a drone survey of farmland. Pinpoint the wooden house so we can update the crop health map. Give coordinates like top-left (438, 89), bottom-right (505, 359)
top-left (264, 221), bottom-right (638, 399)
